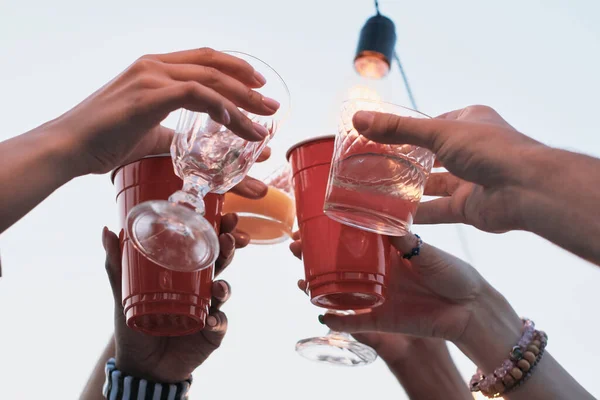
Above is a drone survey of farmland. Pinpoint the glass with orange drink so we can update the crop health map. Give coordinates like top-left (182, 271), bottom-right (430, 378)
top-left (223, 164), bottom-right (295, 245)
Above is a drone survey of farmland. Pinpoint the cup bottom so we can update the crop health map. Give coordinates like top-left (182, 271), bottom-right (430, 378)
top-left (235, 214), bottom-right (292, 245)
top-left (309, 280), bottom-right (386, 310)
top-left (324, 203), bottom-right (411, 236)
top-left (124, 300), bottom-right (209, 337)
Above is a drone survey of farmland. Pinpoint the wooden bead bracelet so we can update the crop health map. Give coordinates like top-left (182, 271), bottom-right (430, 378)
top-left (470, 319), bottom-right (548, 398)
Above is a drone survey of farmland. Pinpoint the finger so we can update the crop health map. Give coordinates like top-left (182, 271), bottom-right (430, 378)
top-left (231, 230), bottom-right (250, 248)
top-left (297, 279), bottom-right (308, 295)
top-left (389, 232), bottom-right (447, 271)
top-left (413, 198), bottom-right (463, 225)
top-left (229, 176), bottom-right (268, 199)
top-left (352, 111), bottom-right (454, 151)
top-left (205, 310), bottom-right (228, 335)
top-left (220, 213), bottom-right (239, 235)
top-left (289, 240), bottom-right (302, 260)
top-left (256, 146), bottom-right (271, 162)
top-left (423, 172), bottom-right (462, 197)
top-left (210, 280), bottom-right (231, 310)
top-left (214, 233), bottom-right (236, 277)
top-left (292, 231), bottom-right (301, 240)
top-left (102, 227), bottom-right (123, 304)
top-left (149, 82), bottom-right (268, 141)
top-left (321, 312), bottom-right (377, 334)
top-left (149, 48), bottom-right (266, 88)
top-left (163, 63), bottom-right (279, 115)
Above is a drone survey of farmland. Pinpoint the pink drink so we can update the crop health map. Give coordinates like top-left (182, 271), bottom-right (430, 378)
top-left (324, 152), bottom-right (427, 236)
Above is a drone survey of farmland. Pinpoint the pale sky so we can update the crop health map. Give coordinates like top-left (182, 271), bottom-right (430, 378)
top-left (0, 1), bottom-right (599, 399)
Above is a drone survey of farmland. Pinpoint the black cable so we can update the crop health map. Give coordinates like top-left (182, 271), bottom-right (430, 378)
top-left (392, 51), bottom-right (474, 263)
top-left (374, 0), bottom-right (381, 15)
top-left (392, 51), bottom-right (418, 110)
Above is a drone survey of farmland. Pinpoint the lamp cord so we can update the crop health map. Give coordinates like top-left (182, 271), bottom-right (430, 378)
top-left (374, 0), bottom-right (381, 15)
top-left (392, 48), bottom-right (475, 264)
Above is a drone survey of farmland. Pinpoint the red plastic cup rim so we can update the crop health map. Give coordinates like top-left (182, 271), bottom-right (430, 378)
top-left (285, 135), bottom-right (335, 161)
top-left (110, 153), bottom-right (171, 184)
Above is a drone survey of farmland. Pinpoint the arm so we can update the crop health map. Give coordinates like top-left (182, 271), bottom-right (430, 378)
top-left (0, 121), bottom-right (77, 234)
top-left (80, 336), bottom-right (115, 400)
top-left (519, 147), bottom-right (600, 266)
top-left (0, 48), bottom-right (277, 235)
top-left (385, 339), bottom-right (471, 400)
top-left (457, 284), bottom-right (594, 400)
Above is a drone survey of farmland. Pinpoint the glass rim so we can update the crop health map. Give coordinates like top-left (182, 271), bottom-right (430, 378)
top-left (285, 135), bottom-right (336, 161)
top-left (341, 98), bottom-right (432, 119)
top-left (222, 50), bottom-right (291, 121)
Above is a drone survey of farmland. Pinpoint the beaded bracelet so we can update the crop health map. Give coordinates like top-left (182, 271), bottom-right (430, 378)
top-left (470, 319), bottom-right (548, 398)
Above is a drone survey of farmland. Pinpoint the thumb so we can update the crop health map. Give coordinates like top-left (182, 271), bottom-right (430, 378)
top-left (102, 227), bottom-right (123, 304)
top-left (352, 111), bottom-right (452, 152)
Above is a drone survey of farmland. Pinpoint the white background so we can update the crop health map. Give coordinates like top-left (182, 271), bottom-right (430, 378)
top-left (0, 0), bottom-right (599, 399)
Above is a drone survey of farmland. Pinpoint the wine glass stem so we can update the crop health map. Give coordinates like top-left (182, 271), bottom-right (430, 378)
top-left (168, 177), bottom-right (211, 215)
top-left (326, 330), bottom-right (352, 340)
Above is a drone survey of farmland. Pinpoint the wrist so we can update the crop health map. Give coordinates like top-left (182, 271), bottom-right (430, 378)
top-left (115, 357), bottom-right (193, 384)
top-left (385, 337), bottom-right (450, 368)
top-left (455, 282), bottom-right (522, 374)
top-left (34, 118), bottom-right (84, 181)
top-left (389, 339), bottom-right (471, 399)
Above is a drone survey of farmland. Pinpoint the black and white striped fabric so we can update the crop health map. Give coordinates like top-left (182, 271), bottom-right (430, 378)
top-left (103, 358), bottom-right (192, 400)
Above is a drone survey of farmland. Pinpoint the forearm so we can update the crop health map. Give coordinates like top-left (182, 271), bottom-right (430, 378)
top-left (517, 146), bottom-right (600, 266)
top-left (0, 120), bottom-right (77, 234)
top-left (386, 340), bottom-right (472, 400)
top-left (456, 284), bottom-right (593, 399)
top-left (80, 335), bottom-right (115, 400)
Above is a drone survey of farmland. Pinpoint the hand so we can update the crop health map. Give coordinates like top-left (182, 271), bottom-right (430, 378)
top-left (100, 176), bottom-right (267, 382)
top-left (291, 235), bottom-right (475, 400)
top-left (55, 48), bottom-right (280, 176)
top-left (291, 231), bottom-right (489, 342)
top-left (353, 105), bottom-right (545, 233)
top-left (291, 230), bottom-right (521, 368)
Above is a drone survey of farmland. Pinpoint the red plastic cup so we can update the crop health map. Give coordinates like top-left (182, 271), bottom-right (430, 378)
top-left (112, 155), bottom-right (222, 336)
top-left (286, 136), bottom-right (391, 310)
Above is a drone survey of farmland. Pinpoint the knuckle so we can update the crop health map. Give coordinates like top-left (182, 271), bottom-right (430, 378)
top-left (130, 57), bottom-right (159, 74)
top-left (465, 104), bottom-right (496, 116)
top-left (246, 88), bottom-right (261, 104)
top-left (200, 66), bottom-right (220, 85)
top-left (197, 47), bottom-right (216, 60)
top-left (134, 75), bottom-right (160, 89)
top-left (181, 81), bottom-right (201, 97)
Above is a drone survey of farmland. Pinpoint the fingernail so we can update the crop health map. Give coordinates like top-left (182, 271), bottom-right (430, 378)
top-left (318, 315), bottom-right (325, 325)
top-left (220, 108), bottom-right (231, 125)
top-left (207, 316), bottom-right (218, 327)
top-left (253, 122), bottom-right (270, 138)
top-left (353, 111), bottom-right (375, 132)
top-left (262, 97), bottom-right (280, 111)
top-left (218, 280), bottom-right (230, 296)
top-left (246, 179), bottom-right (268, 196)
top-left (230, 213), bottom-right (239, 227)
top-left (101, 227), bottom-right (108, 250)
top-left (224, 233), bottom-right (235, 248)
top-left (254, 70), bottom-right (267, 86)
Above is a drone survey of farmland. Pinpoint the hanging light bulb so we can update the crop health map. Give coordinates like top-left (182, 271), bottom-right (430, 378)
top-left (354, 14), bottom-right (397, 79)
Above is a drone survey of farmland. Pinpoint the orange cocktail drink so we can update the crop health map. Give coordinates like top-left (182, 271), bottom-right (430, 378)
top-left (223, 174), bottom-right (295, 245)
